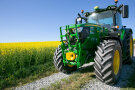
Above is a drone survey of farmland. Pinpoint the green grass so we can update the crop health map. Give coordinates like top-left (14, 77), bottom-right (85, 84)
top-left (133, 39), bottom-right (135, 44)
top-left (0, 47), bottom-right (58, 89)
top-left (43, 65), bottom-right (95, 90)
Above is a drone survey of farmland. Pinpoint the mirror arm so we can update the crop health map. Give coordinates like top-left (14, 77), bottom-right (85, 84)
top-left (116, 4), bottom-right (123, 11)
top-left (78, 13), bottom-right (82, 18)
top-left (75, 18), bottom-right (78, 24)
top-left (82, 17), bottom-right (88, 23)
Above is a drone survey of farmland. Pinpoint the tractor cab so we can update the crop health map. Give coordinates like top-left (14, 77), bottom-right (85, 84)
top-left (76, 4), bottom-right (128, 31)
top-left (87, 10), bottom-right (114, 30)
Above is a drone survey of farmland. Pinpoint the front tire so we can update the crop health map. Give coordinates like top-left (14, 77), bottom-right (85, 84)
top-left (53, 45), bottom-right (77, 74)
top-left (94, 39), bottom-right (122, 85)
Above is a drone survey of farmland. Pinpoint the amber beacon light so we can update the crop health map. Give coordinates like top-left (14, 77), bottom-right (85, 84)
top-left (115, 0), bottom-right (118, 3)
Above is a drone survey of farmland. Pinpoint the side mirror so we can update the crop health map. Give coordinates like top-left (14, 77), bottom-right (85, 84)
top-left (122, 5), bottom-right (129, 18)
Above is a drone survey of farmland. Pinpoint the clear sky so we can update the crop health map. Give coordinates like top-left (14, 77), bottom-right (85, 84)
top-left (0, 0), bottom-right (134, 43)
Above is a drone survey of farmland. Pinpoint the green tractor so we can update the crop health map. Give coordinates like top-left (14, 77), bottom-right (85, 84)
top-left (53, 0), bottom-right (134, 85)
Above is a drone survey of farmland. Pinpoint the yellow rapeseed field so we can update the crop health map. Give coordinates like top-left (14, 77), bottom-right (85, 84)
top-left (0, 41), bottom-right (61, 49)
top-left (0, 41), bottom-right (61, 55)
top-left (0, 41), bottom-right (61, 89)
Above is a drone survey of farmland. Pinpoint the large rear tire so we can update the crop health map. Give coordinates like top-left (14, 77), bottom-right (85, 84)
top-left (53, 45), bottom-right (77, 74)
top-left (123, 31), bottom-right (133, 64)
top-left (94, 40), bottom-right (122, 85)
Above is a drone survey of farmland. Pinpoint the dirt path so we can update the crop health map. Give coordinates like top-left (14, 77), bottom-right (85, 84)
top-left (14, 72), bottom-right (69, 90)
top-left (13, 63), bottom-right (94, 90)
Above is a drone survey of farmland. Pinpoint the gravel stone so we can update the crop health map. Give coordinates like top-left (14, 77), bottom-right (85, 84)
top-left (81, 79), bottom-right (120, 90)
top-left (15, 72), bottom-right (70, 90)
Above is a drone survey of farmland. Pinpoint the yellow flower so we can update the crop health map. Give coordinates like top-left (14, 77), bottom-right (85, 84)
top-left (0, 41), bottom-right (61, 56)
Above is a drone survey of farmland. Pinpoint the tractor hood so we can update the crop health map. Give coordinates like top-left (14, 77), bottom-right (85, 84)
top-left (60, 23), bottom-right (101, 31)
top-left (67, 23), bottom-right (101, 29)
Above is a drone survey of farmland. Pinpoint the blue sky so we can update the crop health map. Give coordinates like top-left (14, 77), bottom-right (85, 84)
top-left (0, 0), bottom-right (134, 43)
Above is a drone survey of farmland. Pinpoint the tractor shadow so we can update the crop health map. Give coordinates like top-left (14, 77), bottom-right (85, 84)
top-left (74, 62), bottom-right (96, 78)
top-left (114, 56), bottom-right (135, 88)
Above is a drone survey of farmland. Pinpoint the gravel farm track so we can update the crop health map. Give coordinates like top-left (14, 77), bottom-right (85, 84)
top-left (13, 45), bottom-right (135, 90)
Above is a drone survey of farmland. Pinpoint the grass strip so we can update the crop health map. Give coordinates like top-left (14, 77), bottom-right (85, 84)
top-left (42, 65), bottom-right (95, 90)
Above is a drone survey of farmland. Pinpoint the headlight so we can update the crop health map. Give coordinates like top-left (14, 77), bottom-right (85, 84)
top-left (77, 18), bottom-right (82, 22)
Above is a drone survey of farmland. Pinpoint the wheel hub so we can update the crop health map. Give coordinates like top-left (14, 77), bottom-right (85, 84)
top-left (66, 52), bottom-right (76, 61)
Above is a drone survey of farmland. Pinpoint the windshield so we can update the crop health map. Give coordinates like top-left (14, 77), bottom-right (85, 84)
top-left (87, 10), bottom-right (114, 29)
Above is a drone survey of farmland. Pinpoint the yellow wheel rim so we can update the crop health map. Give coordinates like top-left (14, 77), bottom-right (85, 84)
top-left (130, 39), bottom-right (133, 58)
top-left (113, 50), bottom-right (120, 75)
